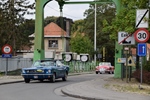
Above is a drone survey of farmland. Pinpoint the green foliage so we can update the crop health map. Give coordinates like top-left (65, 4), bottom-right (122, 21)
top-left (82, 3), bottom-right (116, 61)
top-left (143, 61), bottom-right (150, 71)
top-left (70, 33), bottom-right (93, 55)
top-left (0, 0), bottom-right (35, 55)
top-left (18, 19), bottom-right (35, 47)
top-left (103, 0), bottom-right (150, 40)
top-left (0, 69), bottom-right (21, 76)
top-left (71, 20), bottom-right (85, 34)
top-left (44, 16), bottom-right (58, 26)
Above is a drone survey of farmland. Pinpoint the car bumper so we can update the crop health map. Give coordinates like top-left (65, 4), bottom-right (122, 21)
top-left (21, 74), bottom-right (53, 80)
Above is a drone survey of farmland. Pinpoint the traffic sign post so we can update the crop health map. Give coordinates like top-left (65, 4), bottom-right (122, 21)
top-left (134, 28), bottom-right (149, 43)
top-left (137, 43), bottom-right (147, 89)
top-left (1, 44), bottom-right (12, 76)
top-left (135, 9), bottom-right (149, 89)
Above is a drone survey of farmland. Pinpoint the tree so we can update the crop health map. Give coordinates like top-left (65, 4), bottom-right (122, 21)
top-left (44, 16), bottom-right (58, 26)
top-left (103, 0), bottom-right (150, 40)
top-left (18, 19), bottom-right (35, 48)
top-left (0, 0), bottom-right (35, 55)
top-left (71, 19), bottom-right (85, 34)
top-left (103, 0), bottom-right (150, 69)
top-left (70, 33), bottom-right (93, 55)
top-left (82, 3), bottom-right (116, 62)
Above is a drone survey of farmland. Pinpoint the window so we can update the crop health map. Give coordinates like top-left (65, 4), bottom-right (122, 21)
top-left (48, 40), bottom-right (58, 48)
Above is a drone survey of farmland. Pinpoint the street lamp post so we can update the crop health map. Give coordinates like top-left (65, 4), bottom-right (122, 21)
top-left (94, 2), bottom-right (97, 64)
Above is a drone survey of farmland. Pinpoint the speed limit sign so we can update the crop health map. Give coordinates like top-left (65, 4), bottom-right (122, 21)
top-left (134, 28), bottom-right (149, 43)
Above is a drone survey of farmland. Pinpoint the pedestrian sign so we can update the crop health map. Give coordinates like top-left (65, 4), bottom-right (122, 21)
top-left (137, 43), bottom-right (147, 56)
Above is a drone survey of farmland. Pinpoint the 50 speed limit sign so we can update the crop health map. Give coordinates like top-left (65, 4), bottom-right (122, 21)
top-left (134, 28), bottom-right (149, 43)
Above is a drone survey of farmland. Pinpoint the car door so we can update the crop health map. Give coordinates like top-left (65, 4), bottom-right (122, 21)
top-left (56, 60), bottom-right (65, 77)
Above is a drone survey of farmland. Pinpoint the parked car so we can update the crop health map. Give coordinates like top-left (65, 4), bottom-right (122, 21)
top-left (95, 62), bottom-right (114, 74)
top-left (21, 59), bottom-right (69, 83)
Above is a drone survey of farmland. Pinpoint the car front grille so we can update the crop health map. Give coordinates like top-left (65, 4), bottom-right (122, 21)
top-left (25, 69), bottom-right (44, 74)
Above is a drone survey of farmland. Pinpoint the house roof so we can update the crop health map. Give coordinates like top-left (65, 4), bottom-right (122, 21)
top-left (29, 22), bottom-right (67, 37)
top-left (44, 22), bottom-right (67, 37)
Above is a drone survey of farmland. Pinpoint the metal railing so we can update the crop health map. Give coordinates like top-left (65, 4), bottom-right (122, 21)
top-left (0, 57), bottom-right (96, 74)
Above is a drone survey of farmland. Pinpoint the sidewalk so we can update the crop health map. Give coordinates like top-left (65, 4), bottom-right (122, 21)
top-left (0, 76), bottom-right (24, 85)
top-left (61, 78), bottom-right (150, 100)
top-left (0, 73), bottom-right (150, 100)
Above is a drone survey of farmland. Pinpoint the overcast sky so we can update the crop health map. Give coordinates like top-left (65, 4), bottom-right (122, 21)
top-left (25, 0), bottom-right (90, 21)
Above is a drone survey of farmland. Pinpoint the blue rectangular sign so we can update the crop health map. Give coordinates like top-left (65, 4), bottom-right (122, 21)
top-left (2, 54), bottom-right (12, 58)
top-left (137, 43), bottom-right (147, 56)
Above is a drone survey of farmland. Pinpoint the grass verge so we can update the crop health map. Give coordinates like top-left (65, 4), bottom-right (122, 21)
top-left (104, 78), bottom-right (150, 95)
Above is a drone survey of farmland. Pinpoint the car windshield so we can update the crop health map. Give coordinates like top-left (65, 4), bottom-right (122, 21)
top-left (56, 60), bottom-right (64, 66)
top-left (99, 62), bottom-right (111, 66)
top-left (32, 60), bottom-right (55, 67)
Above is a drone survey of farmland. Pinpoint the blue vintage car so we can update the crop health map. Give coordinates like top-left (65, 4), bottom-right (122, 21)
top-left (21, 60), bottom-right (69, 83)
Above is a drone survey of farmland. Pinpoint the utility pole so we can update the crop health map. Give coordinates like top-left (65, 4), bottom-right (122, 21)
top-left (94, 2), bottom-right (97, 64)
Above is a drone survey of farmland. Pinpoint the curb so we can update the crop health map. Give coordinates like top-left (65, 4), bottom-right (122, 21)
top-left (0, 72), bottom-right (94, 85)
top-left (0, 80), bottom-right (24, 85)
top-left (61, 87), bottom-right (106, 100)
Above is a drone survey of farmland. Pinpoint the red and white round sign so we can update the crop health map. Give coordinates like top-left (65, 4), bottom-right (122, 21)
top-left (2, 44), bottom-right (12, 54)
top-left (134, 28), bottom-right (149, 43)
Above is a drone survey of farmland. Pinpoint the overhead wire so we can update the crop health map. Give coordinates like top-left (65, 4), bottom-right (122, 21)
top-left (46, 4), bottom-right (84, 20)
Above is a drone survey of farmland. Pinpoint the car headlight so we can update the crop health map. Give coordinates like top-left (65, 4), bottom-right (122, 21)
top-left (46, 70), bottom-right (51, 73)
top-left (22, 70), bottom-right (26, 73)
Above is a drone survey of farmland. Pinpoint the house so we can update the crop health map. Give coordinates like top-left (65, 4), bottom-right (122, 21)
top-left (23, 22), bottom-right (71, 59)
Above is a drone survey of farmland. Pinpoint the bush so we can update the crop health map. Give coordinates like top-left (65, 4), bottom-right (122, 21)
top-left (0, 69), bottom-right (21, 76)
top-left (132, 69), bottom-right (150, 84)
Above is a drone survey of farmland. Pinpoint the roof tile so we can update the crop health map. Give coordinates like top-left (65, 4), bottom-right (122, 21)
top-left (44, 22), bottom-right (66, 36)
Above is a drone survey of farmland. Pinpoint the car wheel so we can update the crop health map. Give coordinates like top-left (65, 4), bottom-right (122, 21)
top-left (96, 71), bottom-right (99, 74)
top-left (50, 73), bottom-right (55, 83)
top-left (99, 71), bottom-right (102, 74)
top-left (109, 71), bottom-right (112, 74)
top-left (112, 71), bottom-right (114, 74)
top-left (62, 73), bottom-right (67, 81)
top-left (24, 78), bottom-right (30, 83)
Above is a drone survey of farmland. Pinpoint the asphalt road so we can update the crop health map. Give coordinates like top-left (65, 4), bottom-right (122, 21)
top-left (0, 74), bottom-right (112, 100)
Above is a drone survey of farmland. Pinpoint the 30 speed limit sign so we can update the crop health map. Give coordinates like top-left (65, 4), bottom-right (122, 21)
top-left (134, 28), bottom-right (149, 43)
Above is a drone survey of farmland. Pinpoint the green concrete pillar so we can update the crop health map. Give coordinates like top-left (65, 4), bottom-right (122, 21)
top-left (112, 0), bottom-right (123, 78)
top-left (33, 0), bottom-right (50, 62)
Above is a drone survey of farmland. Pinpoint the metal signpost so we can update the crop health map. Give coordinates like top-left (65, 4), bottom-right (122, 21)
top-left (2, 44), bottom-right (12, 75)
top-left (137, 43), bottom-right (147, 89)
top-left (135, 8), bottom-right (149, 89)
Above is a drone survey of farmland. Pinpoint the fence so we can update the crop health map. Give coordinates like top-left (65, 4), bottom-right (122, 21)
top-left (0, 57), bottom-right (97, 73)
top-left (0, 57), bottom-right (33, 72)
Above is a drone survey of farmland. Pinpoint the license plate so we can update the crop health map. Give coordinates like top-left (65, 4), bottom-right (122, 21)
top-left (34, 76), bottom-right (38, 79)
